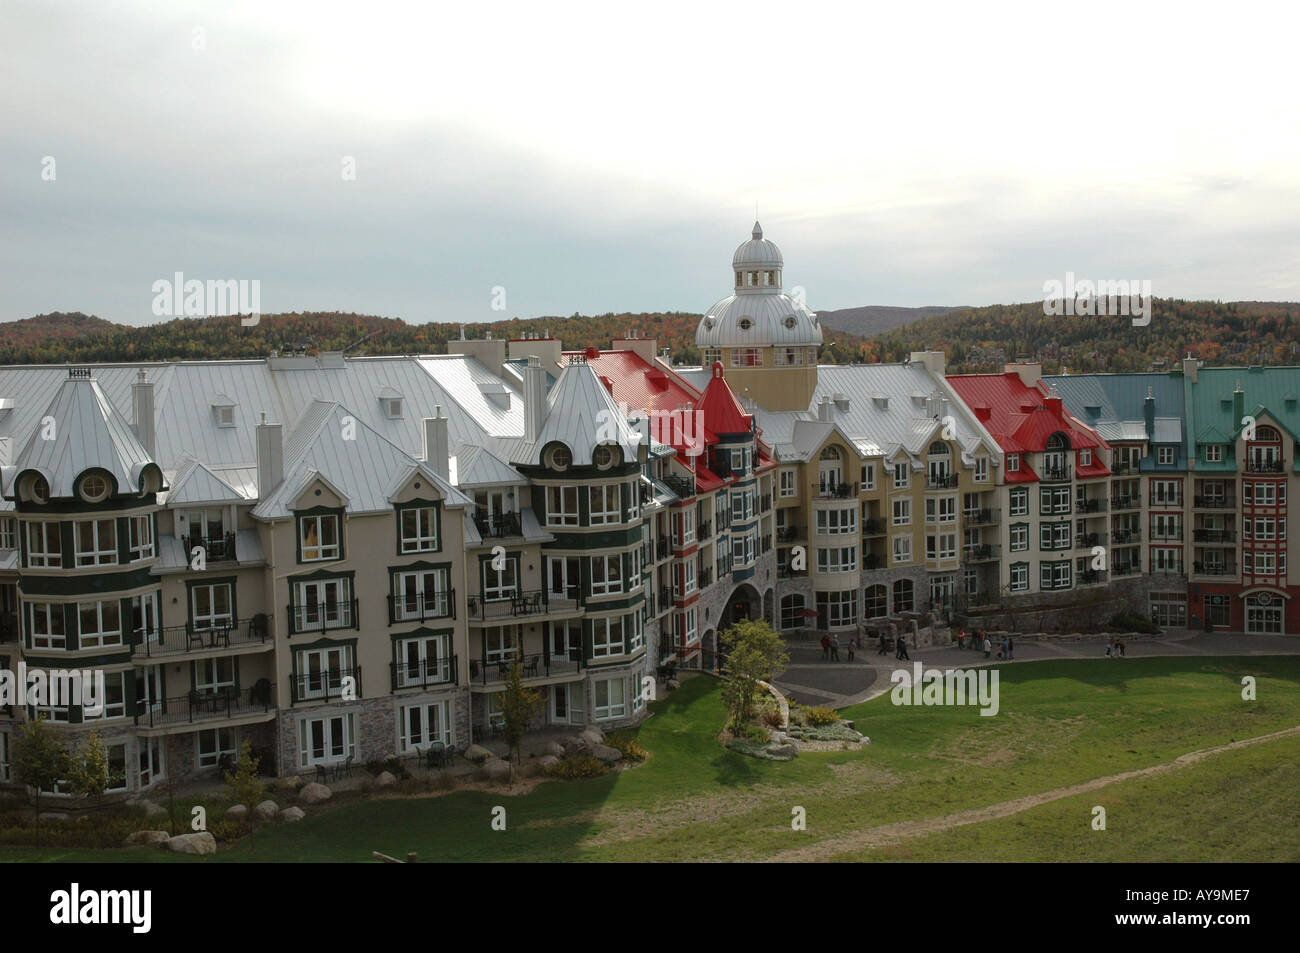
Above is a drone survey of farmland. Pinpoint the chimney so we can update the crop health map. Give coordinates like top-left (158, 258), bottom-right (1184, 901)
top-left (446, 336), bottom-right (506, 377)
top-left (1233, 382), bottom-right (1244, 425)
top-left (817, 395), bottom-right (833, 423)
top-left (613, 335), bottom-right (659, 366)
top-left (131, 368), bottom-right (156, 457)
top-left (508, 333), bottom-right (562, 369)
top-left (1006, 362), bottom-right (1042, 389)
top-left (910, 350), bottom-right (946, 377)
top-left (256, 413), bottom-right (283, 498)
top-left (523, 357), bottom-right (548, 443)
top-left (1143, 387), bottom-right (1155, 440)
top-left (422, 407), bottom-right (450, 480)
top-left (1182, 354), bottom-right (1198, 383)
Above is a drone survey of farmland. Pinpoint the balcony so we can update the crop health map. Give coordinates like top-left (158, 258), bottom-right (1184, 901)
top-left (777, 526), bottom-right (804, 543)
top-left (817, 481), bottom-right (857, 499)
top-left (286, 599), bottom-right (358, 637)
top-left (1150, 564), bottom-right (1185, 575)
top-left (0, 612), bottom-right (17, 643)
top-left (778, 565), bottom-right (806, 578)
top-left (388, 590), bottom-right (456, 624)
top-left (1149, 496), bottom-right (1182, 508)
top-left (962, 508), bottom-right (1000, 526)
top-left (390, 655), bottom-right (458, 691)
top-left (962, 544), bottom-right (1000, 562)
top-left (134, 683), bottom-right (275, 729)
top-left (1111, 461), bottom-right (1139, 475)
top-left (1193, 496), bottom-right (1233, 509)
top-left (760, 495), bottom-right (772, 513)
top-left (473, 512), bottom-right (522, 539)
top-left (467, 588), bottom-right (582, 621)
top-left (926, 472), bottom-right (960, 490)
top-left (132, 617), bottom-right (271, 658)
top-left (290, 666), bottom-right (362, 704)
top-left (1077, 569), bottom-right (1108, 585)
top-left (470, 651), bottom-right (581, 686)
top-left (1075, 532), bottom-right (1107, 549)
top-left (1246, 458), bottom-right (1284, 474)
top-left (1040, 464), bottom-right (1072, 483)
top-left (658, 590), bottom-right (673, 611)
top-left (699, 567), bottom-right (713, 589)
top-left (1111, 562), bottom-right (1140, 577)
top-left (1193, 529), bottom-right (1236, 543)
top-left (861, 517), bottom-right (886, 536)
top-left (1076, 498), bottom-right (1108, 514)
top-left (1110, 529), bottom-right (1142, 545)
top-left (1192, 561), bottom-right (1236, 577)
top-left (656, 538), bottom-right (670, 561)
top-left (698, 520), bottom-right (712, 541)
top-left (1149, 530), bottom-right (1183, 542)
top-left (182, 532), bottom-right (237, 563)
top-left (1110, 494), bottom-right (1142, 510)
top-left (664, 474), bottom-right (695, 498)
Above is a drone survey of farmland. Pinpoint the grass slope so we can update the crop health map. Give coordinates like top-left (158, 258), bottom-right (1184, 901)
top-left (4, 656), bottom-right (1297, 863)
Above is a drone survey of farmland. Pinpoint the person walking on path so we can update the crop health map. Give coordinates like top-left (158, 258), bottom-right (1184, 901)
top-left (983, 635), bottom-right (992, 659)
top-left (1006, 635), bottom-right (1014, 660)
top-left (998, 637), bottom-right (1008, 660)
top-left (957, 629), bottom-right (967, 650)
top-left (847, 640), bottom-right (855, 662)
top-left (830, 634), bottom-right (841, 662)
top-left (878, 631), bottom-right (889, 655)
top-left (1105, 638), bottom-right (1114, 658)
top-left (821, 634), bottom-right (831, 660)
top-left (896, 633), bottom-right (910, 661)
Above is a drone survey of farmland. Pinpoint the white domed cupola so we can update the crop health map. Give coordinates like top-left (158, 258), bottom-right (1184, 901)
top-left (697, 221), bottom-right (822, 349)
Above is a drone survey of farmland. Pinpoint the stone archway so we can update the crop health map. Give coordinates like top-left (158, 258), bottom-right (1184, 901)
top-left (719, 582), bottom-right (763, 633)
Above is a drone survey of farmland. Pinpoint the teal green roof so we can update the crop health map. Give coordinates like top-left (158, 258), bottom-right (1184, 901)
top-left (1186, 367), bottom-right (1300, 471)
top-left (1045, 372), bottom-right (1187, 468)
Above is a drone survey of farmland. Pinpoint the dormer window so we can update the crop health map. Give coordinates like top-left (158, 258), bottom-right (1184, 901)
top-left (738, 318), bottom-right (753, 331)
top-left (546, 445), bottom-right (572, 471)
top-left (299, 513), bottom-right (341, 562)
top-left (1205, 444), bottom-right (1223, 462)
top-left (30, 475), bottom-right (49, 504)
top-left (1007, 454), bottom-right (1020, 472)
top-left (1079, 449), bottom-right (1092, 467)
top-left (784, 315), bottom-right (797, 329)
top-left (79, 473), bottom-right (110, 503)
top-left (379, 387), bottom-right (404, 419)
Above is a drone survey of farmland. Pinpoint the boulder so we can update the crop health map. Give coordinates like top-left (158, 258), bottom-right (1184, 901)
top-left (767, 743), bottom-right (798, 759)
top-left (560, 736), bottom-right (585, 754)
top-left (578, 727), bottom-right (604, 747)
top-left (666, 678), bottom-right (680, 691)
top-left (226, 804), bottom-right (249, 822)
top-left (123, 830), bottom-right (171, 847)
top-left (298, 782), bottom-right (332, 805)
top-left (464, 744), bottom-right (493, 764)
top-left (275, 775), bottom-right (304, 793)
top-left (537, 754), bottom-right (560, 770)
top-left (483, 758), bottom-right (512, 781)
top-left (252, 800), bottom-right (280, 822)
top-left (771, 731), bottom-right (788, 744)
top-left (281, 806), bottom-right (306, 822)
top-left (543, 741), bottom-right (566, 758)
top-left (128, 798), bottom-right (166, 816)
top-left (166, 832), bottom-right (217, 855)
top-left (589, 744), bottom-right (623, 764)
top-left (375, 771), bottom-right (398, 789)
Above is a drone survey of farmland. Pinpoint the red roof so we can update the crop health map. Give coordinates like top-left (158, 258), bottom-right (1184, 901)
top-left (948, 372), bottom-right (1110, 480)
top-left (697, 362), bottom-right (754, 436)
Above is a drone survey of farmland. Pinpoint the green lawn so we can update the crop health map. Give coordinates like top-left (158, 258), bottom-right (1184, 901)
top-left (5, 656), bottom-right (1299, 862)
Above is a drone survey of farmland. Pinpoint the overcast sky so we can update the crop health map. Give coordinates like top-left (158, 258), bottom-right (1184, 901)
top-left (3, 0), bottom-right (1298, 326)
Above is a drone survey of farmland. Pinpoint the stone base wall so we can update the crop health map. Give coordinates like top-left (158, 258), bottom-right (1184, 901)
top-left (954, 575), bottom-right (1154, 634)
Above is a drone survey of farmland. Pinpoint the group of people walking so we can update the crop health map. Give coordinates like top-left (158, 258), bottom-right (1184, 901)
top-left (955, 628), bottom-right (1013, 660)
top-left (820, 633), bottom-right (857, 662)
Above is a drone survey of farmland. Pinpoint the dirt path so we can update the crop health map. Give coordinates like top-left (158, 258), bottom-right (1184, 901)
top-left (765, 723), bottom-right (1300, 862)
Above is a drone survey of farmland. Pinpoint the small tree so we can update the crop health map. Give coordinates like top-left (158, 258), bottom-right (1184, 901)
top-left (499, 661), bottom-right (543, 783)
top-left (68, 728), bottom-right (110, 806)
top-left (720, 618), bottom-right (789, 732)
top-left (11, 716), bottom-right (72, 845)
top-left (225, 739), bottom-right (265, 849)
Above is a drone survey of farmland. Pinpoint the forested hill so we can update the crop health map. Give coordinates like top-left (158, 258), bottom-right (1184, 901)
top-left (3, 300), bottom-right (1297, 373)
top-left (0, 311), bottom-right (874, 367)
top-left (870, 299), bottom-right (1300, 373)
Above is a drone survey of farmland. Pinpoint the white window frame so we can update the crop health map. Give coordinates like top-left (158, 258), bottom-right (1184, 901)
top-left (129, 515), bottom-right (155, 560)
top-left (299, 513), bottom-right (341, 561)
top-left (399, 505), bottom-right (439, 553)
top-left (589, 484), bottom-right (621, 526)
top-left (398, 700), bottom-right (452, 752)
top-left (299, 713), bottom-right (356, 767)
top-left (892, 534), bottom-right (912, 564)
top-left (594, 677), bottom-right (627, 720)
top-left (197, 728), bottom-right (237, 769)
top-left (591, 554), bottom-right (623, 596)
top-left (27, 521), bottom-right (62, 568)
top-left (77, 600), bottom-right (122, 649)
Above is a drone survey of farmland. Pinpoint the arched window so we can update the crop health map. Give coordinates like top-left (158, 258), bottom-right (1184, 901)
top-left (1253, 425), bottom-right (1281, 442)
top-left (1046, 433), bottom-right (1069, 451)
top-left (864, 584), bottom-right (887, 618)
top-left (820, 447), bottom-right (840, 461)
top-left (928, 441), bottom-right (949, 455)
top-left (892, 579), bottom-right (914, 613)
top-left (780, 593), bottom-right (805, 630)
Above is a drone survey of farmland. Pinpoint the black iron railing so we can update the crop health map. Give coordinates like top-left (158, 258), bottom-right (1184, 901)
top-left (1111, 494), bottom-right (1142, 509)
top-left (133, 683), bottom-right (275, 728)
top-left (388, 590), bottom-right (455, 624)
top-left (286, 599), bottom-right (358, 636)
top-left (290, 665), bottom-right (362, 704)
top-left (1193, 529), bottom-right (1236, 543)
top-left (1247, 458), bottom-right (1284, 473)
top-left (131, 617), bottom-right (270, 657)
top-left (391, 655), bottom-right (458, 690)
top-left (473, 512), bottom-right (522, 538)
top-left (1192, 562), bottom-right (1236, 576)
top-left (1192, 496), bottom-right (1231, 509)
top-left (926, 473), bottom-right (959, 490)
top-left (962, 508), bottom-right (1000, 525)
top-left (466, 587), bottom-right (581, 620)
top-left (470, 651), bottom-right (581, 685)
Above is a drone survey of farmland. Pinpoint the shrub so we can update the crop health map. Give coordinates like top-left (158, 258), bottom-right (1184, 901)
top-left (604, 731), bottom-right (649, 762)
top-left (544, 756), bottom-right (608, 780)
top-left (805, 706), bottom-right (840, 726)
top-left (760, 707), bottom-right (785, 728)
top-left (1108, 612), bottom-right (1160, 635)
